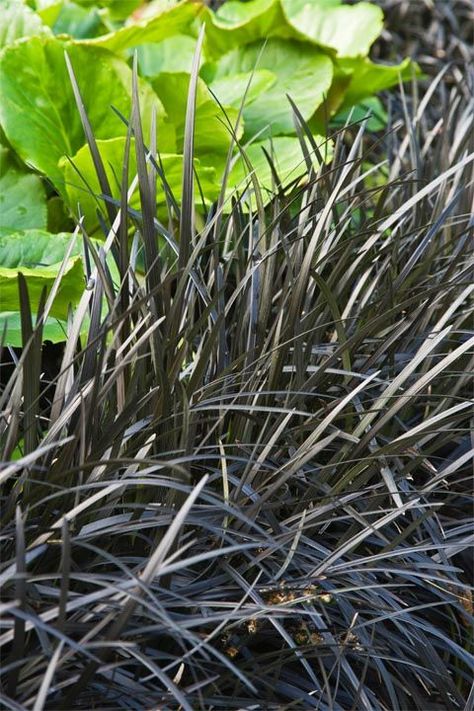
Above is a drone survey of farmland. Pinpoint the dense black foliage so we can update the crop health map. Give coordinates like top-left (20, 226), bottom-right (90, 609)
top-left (1, 2), bottom-right (473, 709)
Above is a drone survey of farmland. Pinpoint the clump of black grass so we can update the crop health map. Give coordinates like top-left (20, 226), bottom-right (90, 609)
top-left (1, 33), bottom-right (473, 711)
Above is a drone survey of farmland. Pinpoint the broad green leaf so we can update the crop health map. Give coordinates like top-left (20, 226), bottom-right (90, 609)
top-left (228, 134), bottom-right (333, 209)
top-left (137, 34), bottom-right (199, 77)
top-left (214, 0), bottom-right (277, 24)
top-left (310, 56), bottom-right (415, 132)
top-left (0, 230), bottom-right (84, 320)
top-left (0, 0), bottom-right (51, 49)
top-left (0, 147), bottom-right (47, 236)
top-left (76, 0), bottom-right (162, 14)
top-left (203, 0), bottom-right (293, 59)
top-left (0, 229), bottom-right (81, 270)
top-left (29, 0), bottom-right (63, 27)
top-left (339, 57), bottom-right (415, 108)
top-left (78, 1), bottom-right (200, 53)
top-left (281, 0), bottom-right (383, 57)
top-left (0, 36), bottom-right (174, 191)
top-left (97, 0), bottom-right (141, 22)
top-left (60, 138), bottom-right (220, 233)
top-left (209, 70), bottom-right (277, 109)
top-left (53, 2), bottom-right (105, 39)
top-left (210, 39), bottom-right (333, 139)
top-left (152, 72), bottom-right (242, 158)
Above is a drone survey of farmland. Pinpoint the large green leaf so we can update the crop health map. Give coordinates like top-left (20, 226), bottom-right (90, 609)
top-left (60, 138), bottom-right (220, 233)
top-left (0, 0), bottom-right (51, 49)
top-left (310, 55), bottom-right (415, 133)
top-left (339, 57), bottom-right (415, 108)
top-left (0, 36), bottom-right (174, 191)
top-left (78, 0), bottom-right (200, 53)
top-left (52, 2), bottom-right (105, 39)
top-left (0, 147), bottom-right (47, 236)
top-left (0, 230), bottom-right (84, 320)
top-left (137, 34), bottom-right (198, 77)
top-left (29, 0), bottom-right (63, 27)
top-left (214, 0), bottom-right (277, 24)
top-left (94, 0), bottom-right (141, 22)
top-left (281, 0), bottom-right (383, 57)
top-left (209, 70), bottom-right (277, 109)
top-left (228, 134), bottom-right (332, 210)
top-left (209, 39), bottom-right (333, 139)
top-left (152, 72), bottom-right (242, 158)
top-left (203, 0), bottom-right (293, 59)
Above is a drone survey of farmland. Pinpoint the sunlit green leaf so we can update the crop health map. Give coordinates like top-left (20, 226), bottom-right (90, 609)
top-left (311, 55), bottom-right (415, 132)
top-left (78, 0), bottom-right (200, 52)
top-left (209, 69), bottom-right (277, 109)
top-left (137, 34), bottom-right (198, 77)
top-left (0, 36), bottom-right (174, 190)
top-left (203, 0), bottom-right (292, 59)
top-left (29, 0), bottom-right (63, 27)
top-left (209, 39), bottom-right (333, 139)
top-left (0, 147), bottom-right (47, 236)
top-left (339, 57), bottom-right (416, 108)
top-left (215, 0), bottom-right (278, 24)
top-left (0, 229), bottom-right (84, 320)
top-left (228, 134), bottom-right (332, 209)
top-left (281, 0), bottom-right (383, 57)
top-left (97, 0), bottom-right (141, 22)
top-left (60, 137), bottom-right (220, 233)
top-left (152, 72), bottom-right (242, 158)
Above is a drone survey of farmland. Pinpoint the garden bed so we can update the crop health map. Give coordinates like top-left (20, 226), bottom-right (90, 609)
top-left (0, 1), bottom-right (473, 709)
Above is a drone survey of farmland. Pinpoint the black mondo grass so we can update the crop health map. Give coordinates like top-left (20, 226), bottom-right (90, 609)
top-left (1, 15), bottom-right (473, 711)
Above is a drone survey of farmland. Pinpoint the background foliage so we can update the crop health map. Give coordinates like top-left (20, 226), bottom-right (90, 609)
top-left (0, 0), bottom-right (415, 340)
